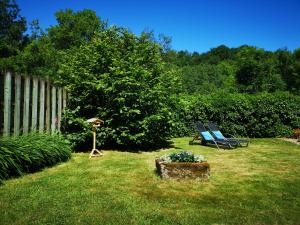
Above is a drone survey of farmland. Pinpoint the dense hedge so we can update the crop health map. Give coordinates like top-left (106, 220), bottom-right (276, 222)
top-left (171, 92), bottom-right (300, 138)
top-left (0, 133), bottom-right (72, 183)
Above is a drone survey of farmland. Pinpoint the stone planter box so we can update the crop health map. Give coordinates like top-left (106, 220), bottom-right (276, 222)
top-left (155, 159), bottom-right (210, 180)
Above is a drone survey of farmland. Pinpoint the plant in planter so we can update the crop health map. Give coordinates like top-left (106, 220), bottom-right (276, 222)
top-left (156, 151), bottom-right (210, 180)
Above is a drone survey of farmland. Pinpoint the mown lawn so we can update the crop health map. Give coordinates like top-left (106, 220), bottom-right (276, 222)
top-left (0, 138), bottom-right (300, 225)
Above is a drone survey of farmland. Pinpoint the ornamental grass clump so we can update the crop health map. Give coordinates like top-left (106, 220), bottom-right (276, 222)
top-left (159, 151), bottom-right (206, 163)
top-left (0, 133), bottom-right (72, 183)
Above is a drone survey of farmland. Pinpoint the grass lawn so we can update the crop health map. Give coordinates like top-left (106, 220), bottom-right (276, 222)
top-left (0, 138), bottom-right (300, 225)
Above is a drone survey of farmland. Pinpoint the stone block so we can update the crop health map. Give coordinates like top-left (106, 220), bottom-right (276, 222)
top-left (155, 159), bottom-right (210, 180)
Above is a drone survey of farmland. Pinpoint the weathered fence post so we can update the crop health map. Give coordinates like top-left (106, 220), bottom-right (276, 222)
top-left (39, 79), bottom-right (45, 133)
top-left (63, 89), bottom-right (67, 109)
top-left (51, 86), bottom-right (57, 133)
top-left (31, 77), bottom-right (38, 131)
top-left (46, 79), bottom-right (51, 133)
top-left (23, 76), bottom-right (30, 134)
top-left (3, 71), bottom-right (12, 136)
top-left (14, 74), bottom-right (21, 136)
top-left (57, 87), bottom-right (62, 131)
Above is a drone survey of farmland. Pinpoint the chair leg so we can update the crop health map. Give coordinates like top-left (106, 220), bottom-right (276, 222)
top-left (213, 140), bottom-right (220, 150)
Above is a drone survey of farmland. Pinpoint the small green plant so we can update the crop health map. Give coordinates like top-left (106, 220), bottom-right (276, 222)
top-left (160, 150), bottom-right (205, 163)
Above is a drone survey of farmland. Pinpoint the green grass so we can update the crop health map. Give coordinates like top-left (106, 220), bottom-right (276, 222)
top-left (0, 138), bottom-right (300, 225)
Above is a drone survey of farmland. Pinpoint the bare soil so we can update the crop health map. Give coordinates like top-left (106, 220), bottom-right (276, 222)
top-left (280, 138), bottom-right (300, 145)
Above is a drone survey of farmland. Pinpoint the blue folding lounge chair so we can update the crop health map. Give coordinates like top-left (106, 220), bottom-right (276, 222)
top-left (207, 122), bottom-right (249, 147)
top-left (193, 122), bottom-right (237, 149)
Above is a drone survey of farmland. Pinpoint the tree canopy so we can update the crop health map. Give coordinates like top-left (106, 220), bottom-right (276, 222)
top-left (0, 0), bottom-right (27, 58)
top-left (163, 45), bottom-right (300, 95)
top-left (48, 9), bottom-right (106, 50)
top-left (61, 28), bottom-right (174, 149)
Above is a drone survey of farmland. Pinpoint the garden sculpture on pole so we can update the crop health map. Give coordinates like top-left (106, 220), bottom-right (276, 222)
top-left (86, 118), bottom-right (104, 158)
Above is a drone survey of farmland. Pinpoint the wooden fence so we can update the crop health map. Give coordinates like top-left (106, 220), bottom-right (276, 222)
top-left (0, 71), bottom-right (67, 136)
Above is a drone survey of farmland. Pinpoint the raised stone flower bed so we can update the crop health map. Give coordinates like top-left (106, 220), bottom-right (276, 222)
top-left (156, 151), bottom-right (210, 180)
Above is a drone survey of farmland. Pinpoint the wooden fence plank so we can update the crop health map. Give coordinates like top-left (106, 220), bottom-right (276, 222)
top-left (46, 79), bottom-right (51, 133)
top-left (57, 88), bottom-right (62, 131)
top-left (3, 72), bottom-right (12, 136)
top-left (23, 76), bottom-right (30, 134)
top-left (14, 75), bottom-right (21, 135)
top-left (63, 89), bottom-right (67, 109)
top-left (39, 80), bottom-right (45, 132)
top-left (51, 86), bottom-right (56, 133)
top-left (31, 77), bottom-right (38, 131)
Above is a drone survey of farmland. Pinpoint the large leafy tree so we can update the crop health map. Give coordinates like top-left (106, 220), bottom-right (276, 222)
top-left (0, 0), bottom-right (27, 58)
top-left (48, 9), bottom-right (106, 50)
top-left (275, 49), bottom-right (298, 93)
top-left (291, 48), bottom-right (300, 94)
top-left (236, 46), bottom-right (285, 93)
top-left (19, 9), bottom-right (107, 77)
top-left (200, 45), bottom-right (235, 64)
top-left (19, 36), bottom-right (58, 77)
top-left (178, 61), bottom-right (237, 95)
top-left (61, 28), bottom-right (173, 150)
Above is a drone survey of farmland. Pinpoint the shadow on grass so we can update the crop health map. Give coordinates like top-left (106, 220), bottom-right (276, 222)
top-left (189, 140), bottom-right (237, 150)
top-left (153, 168), bottom-right (161, 178)
top-left (75, 140), bottom-right (176, 153)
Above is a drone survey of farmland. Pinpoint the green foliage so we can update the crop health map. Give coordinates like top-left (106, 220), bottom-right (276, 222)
top-left (61, 107), bottom-right (93, 150)
top-left (17, 36), bottom-right (59, 77)
top-left (0, 0), bottom-right (27, 58)
top-left (61, 28), bottom-right (174, 150)
top-left (48, 9), bottom-right (106, 50)
top-left (171, 92), bottom-right (300, 138)
top-left (0, 0), bottom-right (28, 72)
top-left (236, 46), bottom-right (286, 93)
top-left (200, 45), bottom-right (235, 64)
top-left (1, 8), bottom-right (107, 77)
top-left (163, 45), bottom-right (237, 66)
top-left (164, 45), bottom-right (300, 95)
top-left (291, 48), bottom-right (300, 94)
top-left (0, 133), bottom-right (72, 183)
top-left (179, 62), bottom-right (237, 94)
top-left (159, 150), bottom-right (205, 163)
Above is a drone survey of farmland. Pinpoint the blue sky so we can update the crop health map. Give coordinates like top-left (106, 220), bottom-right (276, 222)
top-left (18, 0), bottom-right (300, 53)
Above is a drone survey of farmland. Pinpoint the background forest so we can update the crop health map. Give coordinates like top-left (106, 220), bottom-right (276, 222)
top-left (1, 0), bottom-right (300, 150)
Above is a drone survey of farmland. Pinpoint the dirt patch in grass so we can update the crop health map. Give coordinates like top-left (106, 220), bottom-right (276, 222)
top-left (280, 138), bottom-right (300, 145)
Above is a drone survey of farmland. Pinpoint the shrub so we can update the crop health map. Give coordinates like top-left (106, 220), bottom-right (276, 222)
top-left (60, 28), bottom-right (174, 150)
top-left (0, 133), bottom-right (72, 183)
